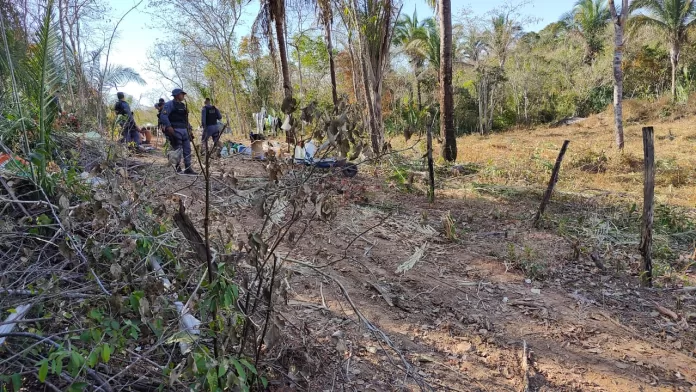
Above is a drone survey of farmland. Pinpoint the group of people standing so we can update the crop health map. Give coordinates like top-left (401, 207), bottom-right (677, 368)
top-left (115, 89), bottom-right (223, 176)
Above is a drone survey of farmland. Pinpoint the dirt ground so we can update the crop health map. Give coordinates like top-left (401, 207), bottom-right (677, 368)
top-left (138, 143), bottom-right (696, 392)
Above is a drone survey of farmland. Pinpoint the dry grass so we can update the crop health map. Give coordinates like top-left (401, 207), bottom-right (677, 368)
top-left (392, 108), bottom-right (696, 207)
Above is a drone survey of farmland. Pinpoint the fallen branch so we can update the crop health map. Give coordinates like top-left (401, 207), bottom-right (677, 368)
top-left (521, 340), bottom-right (529, 392)
top-left (0, 317), bottom-right (52, 327)
top-left (0, 304), bottom-right (31, 345)
top-left (0, 176), bottom-right (30, 217)
top-left (173, 199), bottom-right (211, 265)
top-left (0, 288), bottom-right (94, 298)
top-left (369, 281), bottom-right (394, 307)
top-left (653, 302), bottom-right (679, 321)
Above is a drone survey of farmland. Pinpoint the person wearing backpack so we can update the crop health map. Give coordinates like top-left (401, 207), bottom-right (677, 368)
top-left (201, 98), bottom-right (222, 156)
top-left (159, 88), bottom-right (197, 175)
top-left (114, 92), bottom-right (141, 146)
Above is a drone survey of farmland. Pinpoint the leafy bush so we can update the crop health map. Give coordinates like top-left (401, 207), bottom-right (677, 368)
top-left (570, 150), bottom-right (608, 173)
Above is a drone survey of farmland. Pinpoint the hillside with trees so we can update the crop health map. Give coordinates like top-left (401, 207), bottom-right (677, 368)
top-left (1, 0), bottom-right (695, 391)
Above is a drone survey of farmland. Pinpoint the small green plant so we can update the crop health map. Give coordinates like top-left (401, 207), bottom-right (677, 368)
top-left (504, 243), bottom-right (546, 280)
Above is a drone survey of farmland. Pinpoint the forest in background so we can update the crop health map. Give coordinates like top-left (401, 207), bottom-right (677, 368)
top-left (4, 0), bottom-right (696, 157)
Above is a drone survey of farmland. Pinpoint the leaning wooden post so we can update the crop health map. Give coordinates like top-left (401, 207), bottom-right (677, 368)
top-left (534, 140), bottom-right (570, 227)
top-left (426, 122), bottom-right (435, 203)
top-left (640, 126), bottom-right (655, 287)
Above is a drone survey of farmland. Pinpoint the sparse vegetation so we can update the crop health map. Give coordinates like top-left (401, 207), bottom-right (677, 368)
top-left (2, 0), bottom-right (696, 391)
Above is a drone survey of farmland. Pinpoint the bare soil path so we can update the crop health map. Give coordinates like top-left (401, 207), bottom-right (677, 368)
top-left (144, 151), bottom-right (696, 392)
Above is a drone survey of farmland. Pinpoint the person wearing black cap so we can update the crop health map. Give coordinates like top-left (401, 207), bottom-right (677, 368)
top-left (114, 92), bottom-right (140, 146)
top-left (159, 88), bottom-right (196, 175)
top-left (201, 98), bottom-right (222, 156)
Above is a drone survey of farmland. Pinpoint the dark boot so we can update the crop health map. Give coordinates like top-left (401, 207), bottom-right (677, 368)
top-left (183, 167), bottom-right (198, 176)
top-left (175, 164), bottom-right (182, 174)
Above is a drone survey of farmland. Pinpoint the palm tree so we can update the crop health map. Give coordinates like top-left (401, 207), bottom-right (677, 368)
top-left (488, 12), bottom-right (523, 68)
top-left (609, 0), bottom-right (629, 150)
top-left (342, 0), bottom-right (397, 154)
top-left (439, 0), bottom-right (456, 161)
top-left (423, 17), bottom-right (440, 73)
top-left (630, 0), bottom-right (696, 99)
top-left (562, 0), bottom-right (611, 63)
top-left (254, 0), bottom-right (293, 100)
top-left (393, 10), bottom-right (429, 107)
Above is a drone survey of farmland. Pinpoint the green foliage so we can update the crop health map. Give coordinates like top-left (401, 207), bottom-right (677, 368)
top-left (505, 243), bottom-right (546, 280)
top-left (582, 84), bottom-right (613, 114)
top-left (624, 44), bottom-right (671, 98)
top-left (561, 0), bottom-right (611, 61)
top-left (185, 265), bottom-right (264, 391)
top-left (292, 34), bottom-right (329, 72)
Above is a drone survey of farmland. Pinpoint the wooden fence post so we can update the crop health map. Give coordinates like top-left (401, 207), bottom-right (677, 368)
top-left (426, 115), bottom-right (436, 203)
top-left (534, 140), bottom-right (570, 227)
top-left (640, 126), bottom-right (655, 287)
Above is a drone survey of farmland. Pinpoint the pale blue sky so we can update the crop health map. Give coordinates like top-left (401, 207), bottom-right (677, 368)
top-left (109, 0), bottom-right (573, 105)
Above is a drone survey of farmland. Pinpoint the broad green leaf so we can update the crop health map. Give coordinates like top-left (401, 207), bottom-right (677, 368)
top-left (68, 382), bottom-right (88, 392)
top-left (11, 373), bottom-right (21, 390)
top-left (102, 344), bottom-right (112, 363)
top-left (206, 368), bottom-right (218, 391)
top-left (38, 361), bottom-right (49, 382)
top-left (165, 331), bottom-right (199, 345)
top-left (87, 348), bottom-right (99, 368)
top-left (231, 359), bottom-right (245, 382)
top-left (239, 359), bottom-right (257, 375)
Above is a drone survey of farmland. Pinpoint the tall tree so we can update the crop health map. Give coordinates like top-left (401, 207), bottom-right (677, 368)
top-left (393, 10), bottom-right (429, 108)
top-left (609, 0), bottom-right (629, 150)
top-left (255, 0), bottom-right (293, 100)
top-left (488, 12), bottom-right (523, 68)
top-left (562, 0), bottom-right (611, 63)
top-left (477, 11), bottom-right (522, 134)
top-left (317, 0), bottom-right (338, 108)
top-left (439, 0), bottom-right (456, 161)
top-left (342, 0), bottom-right (398, 154)
top-left (423, 17), bottom-right (440, 71)
top-left (630, 0), bottom-right (696, 99)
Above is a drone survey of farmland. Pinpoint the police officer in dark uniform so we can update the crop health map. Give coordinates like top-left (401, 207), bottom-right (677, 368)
top-left (201, 98), bottom-right (222, 156)
top-left (159, 88), bottom-right (197, 175)
top-left (114, 92), bottom-right (140, 146)
top-left (155, 98), bottom-right (165, 136)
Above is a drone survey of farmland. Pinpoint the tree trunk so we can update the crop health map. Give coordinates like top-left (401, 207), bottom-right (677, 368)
top-left (57, 0), bottom-right (75, 106)
top-left (324, 21), bottom-right (338, 109)
top-left (295, 42), bottom-right (303, 99)
top-left (611, 23), bottom-right (624, 150)
top-left (439, 0), bottom-right (456, 161)
top-left (361, 59), bottom-right (380, 153)
top-left (274, 9), bottom-right (292, 100)
top-left (228, 76), bottom-right (245, 136)
top-left (372, 82), bottom-right (384, 152)
top-left (427, 119), bottom-right (435, 203)
top-left (487, 84), bottom-right (495, 132)
top-left (670, 44), bottom-right (679, 100)
top-left (414, 66), bottom-right (421, 108)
